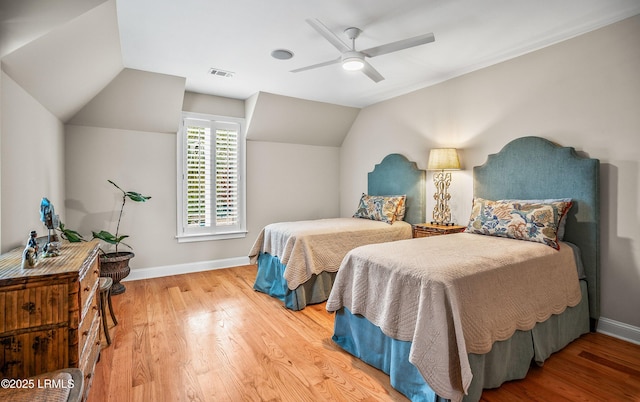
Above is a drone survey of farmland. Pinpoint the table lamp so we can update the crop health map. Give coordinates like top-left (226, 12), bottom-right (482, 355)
top-left (427, 148), bottom-right (460, 225)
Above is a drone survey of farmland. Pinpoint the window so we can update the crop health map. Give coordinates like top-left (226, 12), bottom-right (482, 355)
top-left (177, 113), bottom-right (246, 242)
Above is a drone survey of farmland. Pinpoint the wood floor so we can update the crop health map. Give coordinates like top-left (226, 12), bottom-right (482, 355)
top-left (89, 265), bottom-right (640, 402)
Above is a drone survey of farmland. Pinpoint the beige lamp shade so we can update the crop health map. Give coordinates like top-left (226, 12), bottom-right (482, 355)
top-left (427, 148), bottom-right (461, 170)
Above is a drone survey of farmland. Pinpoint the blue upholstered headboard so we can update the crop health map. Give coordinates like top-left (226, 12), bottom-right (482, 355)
top-left (473, 136), bottom-right (600, 322)
top-left (368, 154), bottom-right (426, 225)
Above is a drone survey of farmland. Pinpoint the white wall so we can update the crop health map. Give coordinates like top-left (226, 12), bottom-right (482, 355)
top-left (65, 125), bottom-right (177, 267)
top-left (247, 140), bottom-right (340, 235)
top-left (340, 15), bottom-right (640, 330)
top-left (64, 90), bottom-right (340, 271)
top-left (0, 68), bottom-right (3, 247)
top-left (0, 72), bottom-right (66, 252)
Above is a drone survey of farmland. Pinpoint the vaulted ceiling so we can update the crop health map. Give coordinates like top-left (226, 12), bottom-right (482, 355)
top-left (2, 0), bottom-right (639, 146)
top-left (116, 0), bottom-right (640, 108)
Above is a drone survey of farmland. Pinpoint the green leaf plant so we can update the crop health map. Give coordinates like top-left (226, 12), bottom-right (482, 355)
top-left (92, 180), bottom-right (151, 254)
top-left (57, 222), bottom-right (85, 243)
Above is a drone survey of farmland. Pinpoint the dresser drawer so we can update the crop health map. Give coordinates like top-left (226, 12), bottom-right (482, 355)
top-left (79, 257), bottom-right (100, 321)
top-left (0, 328), bottom-right (68, 378)
top-left (0, 283), bottom-right (69, 333)
top-left (78, 295), bottom-right (99, 360)
top-left (79, 315), bottom-right (101, 401)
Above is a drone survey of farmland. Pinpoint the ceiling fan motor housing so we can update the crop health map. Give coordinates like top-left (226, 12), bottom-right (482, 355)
top-left (342, 51), bottom-right (365, 70)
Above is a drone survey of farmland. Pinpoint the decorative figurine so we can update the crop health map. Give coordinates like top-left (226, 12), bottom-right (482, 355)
top-left (43, 241), bottom-right (61, 257)
top-left (22, 230), bottom-right (39, 268)
top-left (40, 197), bottom-right (61, 257)
top-left (28, 230), bottom-right (39, 255)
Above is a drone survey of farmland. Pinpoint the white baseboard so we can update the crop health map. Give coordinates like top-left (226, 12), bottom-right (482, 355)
top-left (123, 256), bottom-right (251, 282)
top-left (597, 317), bottom-right (640, 345)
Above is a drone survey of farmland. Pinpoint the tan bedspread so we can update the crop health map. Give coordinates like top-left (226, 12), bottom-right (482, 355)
top-left (248, 218), bottom-right (412, 290)
top-left (326, 232), bottom-right (582, 402)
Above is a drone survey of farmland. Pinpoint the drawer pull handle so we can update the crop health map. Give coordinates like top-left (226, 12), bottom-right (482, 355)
top-left (83, 330), bottom-right (89, 337)
top-left (84, 286), bottom-right (90, 292)
top-left (96, 341), bottom-right (101, 346)
top-left (21, 302), bottom-right (36, 314)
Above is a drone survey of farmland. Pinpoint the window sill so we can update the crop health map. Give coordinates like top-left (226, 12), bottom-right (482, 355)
top-left (176, 230), bottom-right (248, 243)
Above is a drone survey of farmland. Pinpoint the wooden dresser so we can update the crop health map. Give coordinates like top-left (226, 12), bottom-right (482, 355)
top-left (0, 240), bottom-right (101, 400)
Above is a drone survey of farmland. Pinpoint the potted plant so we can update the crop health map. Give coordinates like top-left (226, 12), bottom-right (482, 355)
top-left (92, 180), bottom-right (151, 294)
top-left (57, 222), bottom-right (85, 243)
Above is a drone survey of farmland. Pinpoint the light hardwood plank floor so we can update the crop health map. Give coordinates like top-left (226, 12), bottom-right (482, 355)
top-left (89, 265), bottom-right (640, 402)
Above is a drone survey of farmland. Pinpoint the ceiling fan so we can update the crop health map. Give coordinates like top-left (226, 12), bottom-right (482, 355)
top-left (291, 18), bottom-right (435, 83)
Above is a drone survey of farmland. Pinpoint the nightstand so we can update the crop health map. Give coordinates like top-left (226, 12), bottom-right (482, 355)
top-left (413, 223), bottom-right (466, 238)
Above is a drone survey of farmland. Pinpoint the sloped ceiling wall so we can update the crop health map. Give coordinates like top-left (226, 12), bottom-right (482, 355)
top-left (246, 92), bottom-right (360, 147)
top-left (1, 0), bottom-right (359, 145)
top-left (0, 0), bottom-right (107, 58)
top-left (69, 68), bottom-right (186, 133)
top-left (1, 0), bottom-right (123, 123)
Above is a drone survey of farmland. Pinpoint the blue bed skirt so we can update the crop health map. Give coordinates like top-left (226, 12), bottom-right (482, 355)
top-left (332, 280), bottom-right (590, 401)
top-left (253, 252), bottom-right (337, 310)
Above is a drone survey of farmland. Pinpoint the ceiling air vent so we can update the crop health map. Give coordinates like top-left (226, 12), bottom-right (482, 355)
top-left (208, 68), bottom-right (234, 78)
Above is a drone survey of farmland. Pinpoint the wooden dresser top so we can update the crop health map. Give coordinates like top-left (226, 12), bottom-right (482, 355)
top-left (0, 240), bottom-right (99, 282)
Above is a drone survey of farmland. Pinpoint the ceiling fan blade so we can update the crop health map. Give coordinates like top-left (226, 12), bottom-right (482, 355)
top-left (361, 60), bottom-right (385, 83)
top-left (306, 18), bottom-right (351, 53)
top-left (361, 32), bottom-right (435, 58)
top-left (290, 57), bottom-right (341, 73)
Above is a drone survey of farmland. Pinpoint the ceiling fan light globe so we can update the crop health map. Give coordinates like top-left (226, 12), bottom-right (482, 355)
top-left (342, 58), bottom-right (364, 71)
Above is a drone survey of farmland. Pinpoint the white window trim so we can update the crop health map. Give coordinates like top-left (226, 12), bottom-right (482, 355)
top-left (176, 112), bottom-right (247, 243)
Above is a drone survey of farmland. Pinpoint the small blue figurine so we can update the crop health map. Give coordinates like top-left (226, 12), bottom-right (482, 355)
top-left (40, 198), bottom-right (61, 257)
top-left (40, 198), bottom-right (59, 234)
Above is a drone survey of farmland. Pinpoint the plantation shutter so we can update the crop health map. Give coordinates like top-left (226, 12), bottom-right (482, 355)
top-left (183, 118), bottom-right (240, 233)
top-left (214, 128), bottom-right (238, 226)
top-left (185, 122), bottom-right (212, 227)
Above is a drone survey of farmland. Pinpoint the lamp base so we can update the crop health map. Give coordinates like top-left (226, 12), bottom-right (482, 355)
top-left (432, 171), bottom-right (453, 226)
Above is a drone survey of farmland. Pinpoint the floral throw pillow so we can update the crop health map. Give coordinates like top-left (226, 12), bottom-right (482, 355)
top-left (395, 196), bottom-right (407, 221)
top-left (353, 194), bottom-right (406, 224)
top-left (396, 195), bottom-right (407, 221)
top-left (465, 198), bottom-right (572, 249)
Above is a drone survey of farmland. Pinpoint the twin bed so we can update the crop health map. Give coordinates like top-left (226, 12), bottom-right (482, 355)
top-left (249, 136), bottom-right (599, 401)
top-left (326, 136), bottom-right (599, 401)
top-left (249, 153), bottom-right (426, 310)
